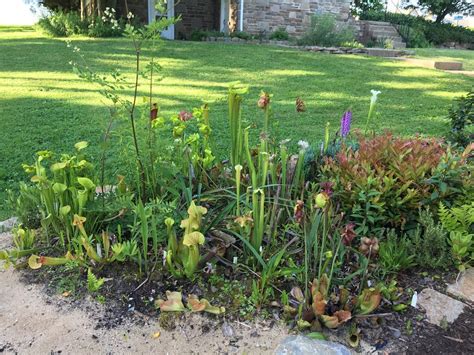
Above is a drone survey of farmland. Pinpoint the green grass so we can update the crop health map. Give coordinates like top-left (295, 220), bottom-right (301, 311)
top-left (0, 26), bottom-right (473, 217)
top-left (413, 48), bottom-right (474, 71)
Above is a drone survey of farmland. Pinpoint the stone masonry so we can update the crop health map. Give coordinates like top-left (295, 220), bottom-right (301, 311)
top-left (242, 0), bottom-right (352, 36)
top-left (120, 0), bottom-right (353, 39)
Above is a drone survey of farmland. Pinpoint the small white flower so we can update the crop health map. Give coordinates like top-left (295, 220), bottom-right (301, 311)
top-left (127, 12), bottom-right (134, 19)
top-left (111, 8), bottom-right (116, 12)
top-left (297, 140), bottom-right (309, 151)
top-left (105, 7), bottom-right (110, 10)
top-left (370, 90), bottom-right (381, 104)
top-left (73, 46), bottom-right (80, 52)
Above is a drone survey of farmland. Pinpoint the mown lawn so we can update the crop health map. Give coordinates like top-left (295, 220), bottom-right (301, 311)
top-left (413, 48), bottom-right (474, 71)
top-left (0, 26), bottom-right (473, 217)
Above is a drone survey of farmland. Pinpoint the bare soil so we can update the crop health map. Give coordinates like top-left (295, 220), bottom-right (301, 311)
top-left (1, 231), bottom-right (473, 354)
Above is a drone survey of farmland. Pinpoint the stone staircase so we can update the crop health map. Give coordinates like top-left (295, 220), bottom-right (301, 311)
top-left (359, 20), bottom-right (406, 49)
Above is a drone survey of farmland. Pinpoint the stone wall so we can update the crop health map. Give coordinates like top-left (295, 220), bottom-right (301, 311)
top-left (175, 0), bottom-right (220, 39)
top-left (242, 0), bottom-right (352, 37)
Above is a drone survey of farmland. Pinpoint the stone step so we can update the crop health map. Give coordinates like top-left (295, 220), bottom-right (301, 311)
top-left (368, 24), bottom-right (399, 31)
top-left (358, 20), bottom-right (407, 50)
top-left (363, 20), bottom-right (392, 26)
top-left (366, 48), bottom-right (407, 57)
top-left (370, 28), bottom-right (399, 35)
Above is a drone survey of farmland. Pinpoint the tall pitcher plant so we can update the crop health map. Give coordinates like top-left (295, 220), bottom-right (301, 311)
top-left (228, 83), bottom-right (248, 167)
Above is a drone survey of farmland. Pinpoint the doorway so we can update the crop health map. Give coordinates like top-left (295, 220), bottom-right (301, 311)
top-left (148, 0), bottom-right (175, 39)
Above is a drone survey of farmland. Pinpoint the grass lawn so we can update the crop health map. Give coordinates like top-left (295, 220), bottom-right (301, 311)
top-left (0, 27), bottom-right (473, 218)
top-left (413, 48), bottom-right (474, 71)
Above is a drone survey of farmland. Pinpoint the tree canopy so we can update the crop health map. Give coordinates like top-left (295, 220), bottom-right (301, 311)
top-left (407, 0), bottom-right (474, 23)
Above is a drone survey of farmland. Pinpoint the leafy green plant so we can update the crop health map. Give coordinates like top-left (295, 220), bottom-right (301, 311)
top-left (439, 202), bottom-right (474, 270)
top-left (447, 90), bottom-right (473, 147)
top-left (322, 133), bottom-right (468, 234)
top-left (378, 229), bottom-right (416, 276)
top-left (155, 291), bottom-right (225, 314)
top-left (37, 10), bottom-right (87, 37)
top-left (411, 209), bottom-right (450, 269)
top-left (228, 83), bottom-right (248, 167)
top-left (0, 226), bottom-right (39, 269)
top-left (362, 11), bottom-right (474, 46)
top-left (250, 248), bottom-right (287, 307)
top-left (269, 28), bottom-right (289, 41)
top-left (8, 183), bottom-right (41, 229)
top-left (87, 268), bottom-right (105, 293)
top-left (37, 9), bottom-right (125, 38)
top-left (165, 201), bottom-right (207, 279)
top-left (231, 31), bottom-right (252, 40)
top-left (131, 200), bottom-right (164, 272)
top-left (12, 226), bottom-right (36, 251)
top-left (19, 143), bottom-right (98, 248)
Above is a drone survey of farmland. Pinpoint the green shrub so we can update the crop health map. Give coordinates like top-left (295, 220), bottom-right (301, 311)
top-left (37, 9), bottom-right (124, 38)
top-left (37, 10), bottom-right (87, 37)
top-left (321, 134), bottom-right (471, 235)
top-left (378, 229), bottom-right (416, 276)
top-left (412, 209), bottom-right (450, 269)
top-left (87, 7), bottom-right (124, 38)
top-left (204, 30), bottom-right (225, 38)
top-left (362, 11), bottom-right (474, 47)
top-left (439, 202), bottom-right (474, 270)
top-left (231, 31), bottom-right (252, 40)
top-left (298, 14), bottom-right (355, 47)
top-left (269, 27), bottom-right (289, 41)
top-left (340, 40), bottom-right (365, 48)
top-left (7, 183), bottom-right (41, 229)
top-left (190, 29), bottom-right (208, 41)
top-left (447, 90), bottom-right (474, 147)
top-left (351, 0), bottom-right (384, 16)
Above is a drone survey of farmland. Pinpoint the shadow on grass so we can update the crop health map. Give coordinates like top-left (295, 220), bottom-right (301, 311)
top-left (0, 35), bottom-right (470, 205)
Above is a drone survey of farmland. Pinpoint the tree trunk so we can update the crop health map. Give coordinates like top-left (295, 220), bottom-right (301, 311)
top-left (435, 7), bottom-right (451, 23)
top-left (80, 0), bottom-right (86, 20)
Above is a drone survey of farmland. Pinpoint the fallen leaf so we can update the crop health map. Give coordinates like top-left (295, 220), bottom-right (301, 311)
top-left (62, 291), bottom-right (71, 297)
top-left (152, 331), bottom-right (161, 339)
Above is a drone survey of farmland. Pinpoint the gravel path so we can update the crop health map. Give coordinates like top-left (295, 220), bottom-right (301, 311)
top-left (0, 232), bottom-right (286, 354)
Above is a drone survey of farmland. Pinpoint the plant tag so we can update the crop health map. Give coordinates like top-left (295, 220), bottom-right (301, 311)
top-left (411, 291), bottom-right (418, 308)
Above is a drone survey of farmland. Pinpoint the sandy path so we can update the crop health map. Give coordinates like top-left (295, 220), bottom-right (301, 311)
top-left (0, 232), bottom-right (287, 354)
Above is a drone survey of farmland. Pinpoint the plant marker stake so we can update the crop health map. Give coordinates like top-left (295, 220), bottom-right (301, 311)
top-left (411, 291), bottom-right (418, 308)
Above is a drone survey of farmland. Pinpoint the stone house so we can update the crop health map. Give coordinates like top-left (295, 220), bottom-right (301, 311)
top-left (123, 0), bottom-right (352, 40)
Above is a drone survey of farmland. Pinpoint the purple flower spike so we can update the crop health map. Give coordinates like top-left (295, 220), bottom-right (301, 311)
top-left (340, 110), bottom-right (352, 138)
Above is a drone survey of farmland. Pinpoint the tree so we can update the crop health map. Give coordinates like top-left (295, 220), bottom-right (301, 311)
top-left (40, 0), bottom-right (80, 11)
top-left (351, 0), bottom-right (385, 16)
top-left (407, 0), bottom-right (474, 23)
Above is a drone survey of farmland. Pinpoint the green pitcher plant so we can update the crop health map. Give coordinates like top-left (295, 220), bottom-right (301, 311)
top-left (165, 201), bottom-right (207, 279)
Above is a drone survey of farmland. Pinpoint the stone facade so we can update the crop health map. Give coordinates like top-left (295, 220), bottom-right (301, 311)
top-left (242, 0), bottom-right (352, 36)
top-left (125, 0), bottom-right (352, 39)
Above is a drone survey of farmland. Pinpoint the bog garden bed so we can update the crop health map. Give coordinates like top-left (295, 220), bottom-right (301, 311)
top-left (0, 19), bottom-right (473, 353)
